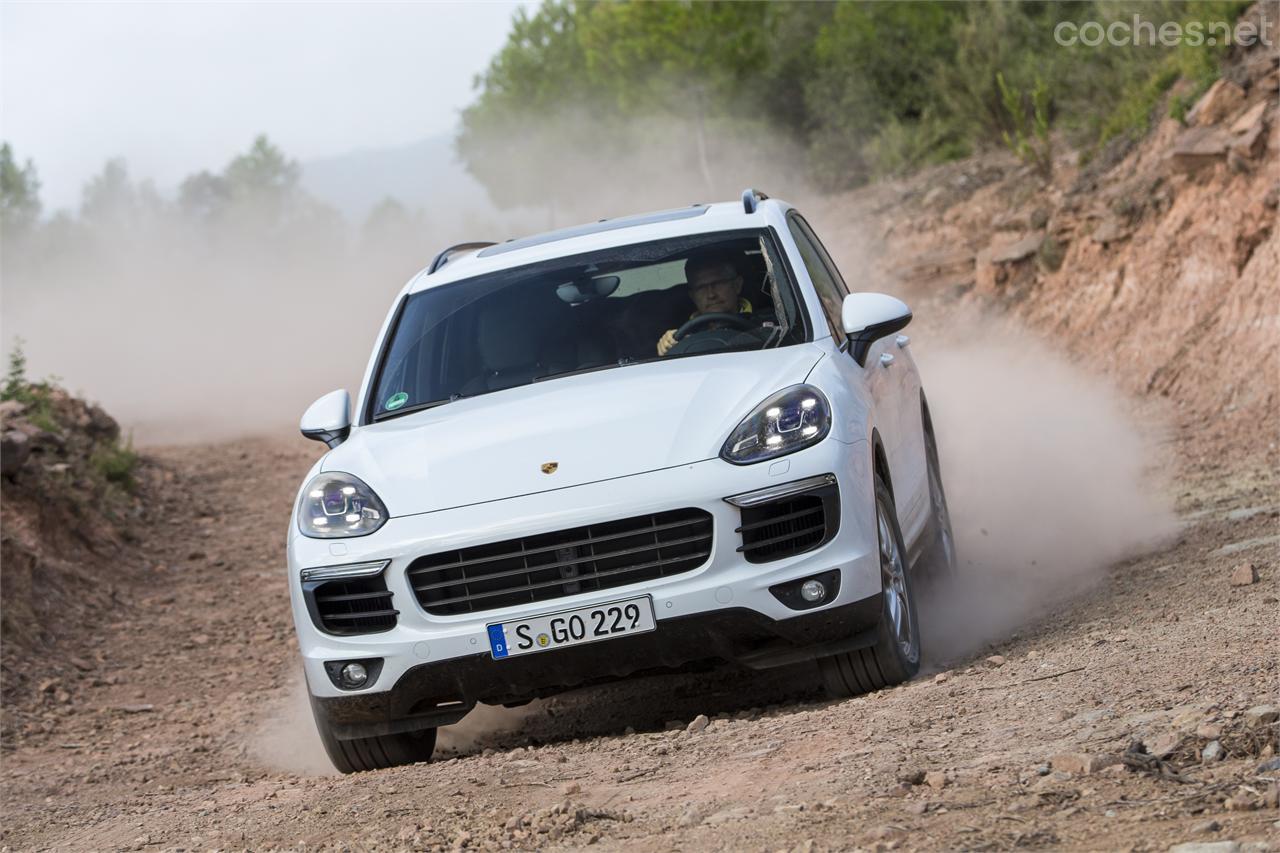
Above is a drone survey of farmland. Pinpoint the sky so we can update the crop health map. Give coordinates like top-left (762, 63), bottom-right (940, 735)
top-left (0, 1), bottom-right (525, 213)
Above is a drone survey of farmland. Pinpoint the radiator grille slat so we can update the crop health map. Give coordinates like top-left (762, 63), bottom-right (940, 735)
top-left (737, 487), bottom-right (838, 564)
top-left (410, 508), bottom-right (713, 616)
top-left (313, 576), bottom-right (398, 634)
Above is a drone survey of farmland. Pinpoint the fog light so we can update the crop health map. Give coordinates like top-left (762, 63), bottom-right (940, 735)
top-left (340, 662), bottom-right (368, 687)
top-left (800, 579), bottom-right (827, 603)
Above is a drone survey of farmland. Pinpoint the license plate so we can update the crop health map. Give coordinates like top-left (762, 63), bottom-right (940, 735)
top-left (487, 596), bottom-right (655, 659)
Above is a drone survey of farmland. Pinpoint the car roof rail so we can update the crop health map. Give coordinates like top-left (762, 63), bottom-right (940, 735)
top-left (741, 188), bottom-right (770, 214)
top-left (428, 241), bottom-right (498, 274)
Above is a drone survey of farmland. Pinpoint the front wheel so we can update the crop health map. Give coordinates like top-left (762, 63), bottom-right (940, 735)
top-left (819, 477), bottom-right (921, 698)
top-left (310, 695), bottom-right (437, 774)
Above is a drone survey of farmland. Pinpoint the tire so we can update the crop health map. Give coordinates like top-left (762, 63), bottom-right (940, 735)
top-left (917, 420), bottom-right (957, 582)
top-left (819, 477), bottom-right (921, 698)
top-left (310, 695), bottom-right (437, 773)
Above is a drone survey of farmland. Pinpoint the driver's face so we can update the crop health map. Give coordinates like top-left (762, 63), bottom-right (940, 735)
top-left (688, 263), bottom-right (743, 315)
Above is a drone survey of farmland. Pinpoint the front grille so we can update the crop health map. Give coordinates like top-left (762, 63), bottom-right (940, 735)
top-left (310, 576), bottom-right (398, 635)
top-left (737, 483), bottom-right (840, 563)
top-left (408, 509), bottom-right (713, 616)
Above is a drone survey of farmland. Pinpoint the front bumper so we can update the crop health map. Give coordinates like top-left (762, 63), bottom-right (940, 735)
top-left (313, 594), bottom-right (883, 739)
top-left (289, 438), bottom-right (878, 706)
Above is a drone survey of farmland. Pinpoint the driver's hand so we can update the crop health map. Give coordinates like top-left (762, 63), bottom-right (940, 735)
top-left (657, 329), bottom-right (677, 356)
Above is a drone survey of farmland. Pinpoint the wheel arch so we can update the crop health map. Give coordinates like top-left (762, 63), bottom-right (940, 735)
top-left (870, 428), bottom-right (893, 500)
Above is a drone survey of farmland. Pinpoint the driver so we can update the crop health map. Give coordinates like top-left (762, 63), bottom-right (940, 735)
top-left (656, 249), bottom-right (758, 356)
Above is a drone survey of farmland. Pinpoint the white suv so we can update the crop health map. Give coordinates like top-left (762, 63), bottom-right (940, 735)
top-left (289, 190), bottom-right (956, 772)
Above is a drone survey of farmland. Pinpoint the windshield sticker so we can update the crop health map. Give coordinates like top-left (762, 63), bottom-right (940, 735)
top-left (384, 392), bottom-right (409, 411)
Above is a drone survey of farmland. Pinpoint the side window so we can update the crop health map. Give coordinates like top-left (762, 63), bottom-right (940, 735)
top-left (787, 214), bottom-right (847, 341)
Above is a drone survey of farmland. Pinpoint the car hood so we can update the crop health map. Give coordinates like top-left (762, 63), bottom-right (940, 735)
top-left (322, 345), bottom-right (825, 517)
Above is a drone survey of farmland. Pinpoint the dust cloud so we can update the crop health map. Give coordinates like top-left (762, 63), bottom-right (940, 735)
top-left (912, 329), bottom-right (1180, 663)
top-left (249, 674), bottom-right (339, 777)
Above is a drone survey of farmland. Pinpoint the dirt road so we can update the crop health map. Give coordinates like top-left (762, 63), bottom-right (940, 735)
top-left (0, 430), bottom-right (1276, 852)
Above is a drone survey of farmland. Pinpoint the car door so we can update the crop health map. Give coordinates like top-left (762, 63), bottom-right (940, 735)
top-left (785, 214), bottom-right (926, 537)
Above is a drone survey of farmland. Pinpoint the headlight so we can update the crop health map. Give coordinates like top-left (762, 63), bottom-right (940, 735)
top-left (296, 472), bottom-right (388, 538)
top-left (721, 385), bottom-right (832, 465)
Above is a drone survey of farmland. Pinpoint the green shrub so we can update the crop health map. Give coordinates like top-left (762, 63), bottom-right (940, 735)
top-left (1, 340), bottom-right (59, 433)
top-left (92, 436), bottom-right (139, 493)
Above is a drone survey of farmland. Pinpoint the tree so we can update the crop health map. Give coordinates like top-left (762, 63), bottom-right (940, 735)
top-left (1, 143), bottom-right (42, 235)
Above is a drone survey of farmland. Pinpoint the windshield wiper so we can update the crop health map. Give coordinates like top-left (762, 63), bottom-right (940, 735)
top-left (533, 358), bottom-right (639, 382)
top-left (371, 393), bottom-right (467, 422)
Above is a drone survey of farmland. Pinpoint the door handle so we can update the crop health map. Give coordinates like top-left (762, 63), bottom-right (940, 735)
top-left (879, 353), bottom-right (895, 367)
top-left (896, 335), bottom-right (910, 348)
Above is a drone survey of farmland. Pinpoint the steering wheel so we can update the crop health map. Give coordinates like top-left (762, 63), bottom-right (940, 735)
top-left (674, 312), bottom-right (756, 341)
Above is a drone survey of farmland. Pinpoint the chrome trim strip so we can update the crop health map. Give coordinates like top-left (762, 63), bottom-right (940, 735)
top-left (722, 473), bottom-right (837, 508)
top-left (300, 559), bottom-right (390, 582)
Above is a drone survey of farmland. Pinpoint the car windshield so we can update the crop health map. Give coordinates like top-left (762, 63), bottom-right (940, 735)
top-left (368, 230), bottom-right (806, 421)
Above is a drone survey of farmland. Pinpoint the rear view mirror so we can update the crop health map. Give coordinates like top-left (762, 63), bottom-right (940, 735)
top-left (300, 389), bottom-right (351, 448)
top-left (841, 293), bottom-right (912, 367)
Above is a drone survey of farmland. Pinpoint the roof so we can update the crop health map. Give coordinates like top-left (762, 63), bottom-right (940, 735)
top-left (406, 198), bottom-right (782, 295)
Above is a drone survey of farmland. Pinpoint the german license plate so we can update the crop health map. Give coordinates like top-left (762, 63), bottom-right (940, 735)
top-left (487, 596), bottom-right (655, 659)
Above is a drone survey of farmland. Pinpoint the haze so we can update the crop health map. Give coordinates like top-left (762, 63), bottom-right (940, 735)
top-left (0, 1), bottom-right (524, 212)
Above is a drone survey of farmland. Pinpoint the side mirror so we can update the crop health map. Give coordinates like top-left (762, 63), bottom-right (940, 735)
top-left (841, 293), bottom-right (912, 367)
top-left (300, 389), bottom-right (351, 449)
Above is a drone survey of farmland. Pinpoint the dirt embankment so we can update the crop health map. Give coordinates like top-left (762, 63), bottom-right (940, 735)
top-left (817, 10), bottom-right (1278, 467)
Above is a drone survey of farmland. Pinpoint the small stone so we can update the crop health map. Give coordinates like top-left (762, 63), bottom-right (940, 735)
top-left (1050, 752), bottom-right (1121, 775)
top-left (984, 655), bottom-right (1006, 668)
top-left (897, 768), bottom-right (926, 786)
top-left (563, 782), bottom-right (581, 795)
top-left (1244, 705), bottom-right (1279, 727)
top-left (115, 704), bottom-right (154, 714)
top-left (924, 771), bottom-right (948, 790)
top-left (904, 801), bottom-right (929, 816)
top-left (677, 807), bottom-right (702, 828)
top-left (1201, 741), bottom-right (1225, 763)
top-left (991, 233), bottom-right (1045, 264)
top-left (933, 672), bottom-right (950, 684)
top-left (1187, 78), bottom-right (1246, 126)
top-left (1224, 792), bottom-right (1257, 811)
top-left (1168, 843), bottom-right (1241, 853)
top-left (1149, 732), bottom-right (1182, 758)
top-left (1229, 564), bottom-right (1258, 586)
top-left (1256, 756), bottom-right (1280, 773)
top-left (1035, 764), bottom-right (1051, 776)
top-left (1191, 820), bottom-right (1221, 834)
top-left (685, 714), bottom-right (709, 734)
top-left (1196, 722), bottom-right (1222, 740)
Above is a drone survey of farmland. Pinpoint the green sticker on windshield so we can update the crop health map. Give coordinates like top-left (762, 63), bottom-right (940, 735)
top-left (385, 392), bottom-right (409, 411)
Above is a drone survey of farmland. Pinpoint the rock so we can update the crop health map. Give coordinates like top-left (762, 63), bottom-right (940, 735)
top-left (1257, 756), bottom-right (1280, 773)
top-left (1149, 732), bottom-right (1182, 758)
top-left (1196, 722), bottom-right (1223, 740)
top-left (933, 672), bottom-right (950, 684)
top-left (1244, 705), bottom-right (1279, 727)
top-left (991, 233), bottom-right (1045, 264)
top-left (1092, 215), bottom-right (1132, 245)
top-left (904, 800), bottom-right (929, 816)
top-left (83, 404), bottom-right (120, 442)
top-left (984, 655), bottom-right (1006, 667)
top-left (1230, 101), bottom-right (1269, 136)
top-left (1229, 564), bottom-right (1258, 586)
top-left (0, 399), bottom-right (26, 423)
top-left (676, 807), bottom-right (702, 828)
top-left (115, 704), bottom-right (154, 714)
top-left (685, 714), bottom-right (709, 734)
top-left (1172, 127), bottom-right (1232, 172)
top-left (1050, 753), bottom-right (1121, 775)
top-left (1224, 792), bottom-right (1257, 811)
top-left (897, 768), bottom-right (926, 786)
top-left (563, 782), bottom-right (581, 795)
top-left (1191, 820), bottom-right (1221, 835)
top-left (1168, 844), bottom-right (1241, 853)
top-left (925, 771), bottom-right (948, 790)
top-left (1, 430), bottom-right (31, 478)
top-left (1187, 78), bottom-right (1246, 126)
top-left (1202, 741), bottom-right (1225, 763)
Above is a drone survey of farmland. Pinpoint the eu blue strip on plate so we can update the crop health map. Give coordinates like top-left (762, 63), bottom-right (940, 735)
top-left (487, 624), bottom-right (508, 659)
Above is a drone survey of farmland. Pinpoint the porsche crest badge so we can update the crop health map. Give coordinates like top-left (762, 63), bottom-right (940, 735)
top-left (541, 461), bottom-right (559, 475)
